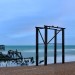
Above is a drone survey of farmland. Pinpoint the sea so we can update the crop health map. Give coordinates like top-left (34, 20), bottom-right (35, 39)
top-left (0, 44), bottom-right (75, 67)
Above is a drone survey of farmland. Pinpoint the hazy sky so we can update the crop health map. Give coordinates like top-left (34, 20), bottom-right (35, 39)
top-left (0, 0), bottom-right (75, 45)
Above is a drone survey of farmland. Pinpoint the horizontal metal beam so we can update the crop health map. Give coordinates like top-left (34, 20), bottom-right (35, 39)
top-left (44, 25), bottom-right (65, 29)
top-left (46, 28), bottom-right (62, 31)
top-left (36, 26), bottom-right (65, 30)
top-left (35, 27), bottom-right (44, 29)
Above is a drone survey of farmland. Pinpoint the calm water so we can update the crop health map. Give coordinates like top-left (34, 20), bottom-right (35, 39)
top-left (3, 45), bottom-right (75, 59)
top-left (0, 44), bottom-right (75, 67)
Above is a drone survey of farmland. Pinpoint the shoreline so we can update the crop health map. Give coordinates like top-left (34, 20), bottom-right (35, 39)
top-left (0, 62), bottom-right (75, 75)
top-left (0, 55), bottom-right (75, 67)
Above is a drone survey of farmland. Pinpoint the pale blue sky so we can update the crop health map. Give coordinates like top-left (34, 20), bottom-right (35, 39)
top-left (0, 0), bottom-right (75, 45)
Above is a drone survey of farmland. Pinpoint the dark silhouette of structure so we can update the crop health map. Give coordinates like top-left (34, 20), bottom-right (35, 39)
top-left (0, 50), bottom-right (23, 61)
top-left (0, 50), bottom-right (34, 67)
top-left (36, 25), bottom-right (65, 66)
top-left (0, 45), bottom-right (5, 50)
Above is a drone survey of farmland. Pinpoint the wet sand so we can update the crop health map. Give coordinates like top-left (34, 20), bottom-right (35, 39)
top-left (0, 62), bottom-right (75, 75)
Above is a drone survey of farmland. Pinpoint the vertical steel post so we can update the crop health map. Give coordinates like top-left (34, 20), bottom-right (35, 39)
top-left (36, 27), bottom-right (39, 66)
top-left (54, 29), bottom-right (57, 64)
top-left (62, 28), bottom-right (65, 63)
top-left (44, 26), bottom-right (47, 65)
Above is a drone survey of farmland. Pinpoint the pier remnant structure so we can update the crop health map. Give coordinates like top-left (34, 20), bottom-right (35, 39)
top-left (0, 45), bottom-right (5, 50)
top-left (0, 50), bottom-right (34, 66)
top-left (36, 25), bottom-right (65, 66)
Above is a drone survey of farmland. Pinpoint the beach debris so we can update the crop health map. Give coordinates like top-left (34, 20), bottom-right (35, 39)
top-left (8, 49), bottom-right (23, 59)
top-left (20, 57), bottom-right (34, 66)
top-left (0, 50), bottom-right (34, 67)
top-left (39, 60), bottom-right (44, 64)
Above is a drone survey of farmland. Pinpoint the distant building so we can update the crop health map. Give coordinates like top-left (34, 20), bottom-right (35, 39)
top-left (0, 45), bottom-right (5, 50)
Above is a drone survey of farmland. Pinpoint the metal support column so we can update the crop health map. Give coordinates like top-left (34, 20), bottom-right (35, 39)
top-left (54, 29), bottom-right (57, 64)
top-left (62, 28), bottom-right (65, 63)
top-left (36, 27), bottom-right (39, 66)
top-left (44, 26), bottom-right (47, 65)
top-left (35, 25), bottom-right (65, 66)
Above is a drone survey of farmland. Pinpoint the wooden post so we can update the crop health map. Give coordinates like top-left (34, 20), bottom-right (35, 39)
top-left (36, 27), bottom-right (39, 66)
top-left (44, 26), bottom-right (47, 65)
top-left (54, 29), bottom-right (57, 64)
top-left (62, 28), bottom-right (65, 63)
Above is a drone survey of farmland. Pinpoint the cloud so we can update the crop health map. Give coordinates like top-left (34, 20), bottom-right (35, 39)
top-left (9, 29), bottom-right (35, 38)
top-left (0, 0), bottom-right (75, 45)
